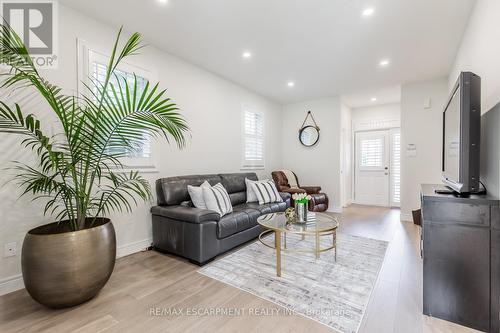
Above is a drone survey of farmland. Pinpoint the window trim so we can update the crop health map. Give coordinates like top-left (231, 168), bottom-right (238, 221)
top-left (241, 106), bottom-right (265, 170)
top-left (77, 39), bottom-right (158, 171)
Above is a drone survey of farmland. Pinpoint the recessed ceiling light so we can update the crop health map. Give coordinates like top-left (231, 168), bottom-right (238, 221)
top-left (287, 81), bottom-right (295, 87)
top-left (379, 59), bottom-right (390, 67)
top-left (371, 97), bottom-right (377, 102)
top-left (158, 0), bottom-right (168, 4)
top-left (242, 51), bottom-right (252, 59)
top-left (362, 7), bottom-right (375, 17)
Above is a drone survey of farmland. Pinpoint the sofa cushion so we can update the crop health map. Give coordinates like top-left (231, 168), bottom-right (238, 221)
top-left (217, 211), bottom-right (254, 239)
top-left (267, 202), bottom-right (288, 212)
top-left (237, 202), bottom-right (287, 215)
top-left (151, 206), bottom-right (220, 223)
top-left (228, 191), bottom-right (246, 207)
top-left (239, 202), bottom-right (273, 215)
top-left (156, 174), bottom-right (222, 206)
top-left (220, 173), bottom-right (258, 205)
top-left (220, 173), bottom-right (257, 193)
top-left (232, 205), bottom-right (261, 222)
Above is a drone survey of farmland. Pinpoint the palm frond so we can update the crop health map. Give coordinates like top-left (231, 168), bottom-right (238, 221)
top-left (0, 23), bottom-right (188, 230)
top-left (93, 171), bottom-right (151, 217)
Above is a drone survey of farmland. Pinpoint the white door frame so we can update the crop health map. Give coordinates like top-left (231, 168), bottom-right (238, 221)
top-left (352, 119), bottom-right (400, 208)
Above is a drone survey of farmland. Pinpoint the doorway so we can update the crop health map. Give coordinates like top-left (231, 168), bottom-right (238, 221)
top-left (354, 128), bottom-right (400, 207)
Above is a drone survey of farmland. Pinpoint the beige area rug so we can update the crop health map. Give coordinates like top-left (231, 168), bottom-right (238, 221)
top-left (199, 233), bottom-right (388, 333)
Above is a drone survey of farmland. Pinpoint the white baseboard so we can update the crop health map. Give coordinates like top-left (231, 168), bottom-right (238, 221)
top-left (400, 213), bottom-right (413, 222)
top-left (0, 274), bottom-right (24, 296)
top-left (0, 238), bottom-right (153, 296)
top-left (116, 238), bottom-right (152, 258)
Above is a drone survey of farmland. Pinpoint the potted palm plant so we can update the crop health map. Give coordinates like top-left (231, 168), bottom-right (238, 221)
top-left (0, 25), bottom-right (189, 308)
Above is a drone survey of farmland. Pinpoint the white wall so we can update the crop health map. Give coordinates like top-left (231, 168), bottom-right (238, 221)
top-left (351, 103), bottom-right (401, 126)
top-left (450, 0), bottom-right (500, 198)
top-left (400, 78), bottom-right (449, 220)
top-left (399, 0), bottom-right (500, 219)
top-left (340, 103), bottom-right (352, 206)
top-left (0, 4), bottom-right (283, 293)
top-left (450, 0), bottom-right (500, 113)
top-left (282, 97), bottom-right (342, 212)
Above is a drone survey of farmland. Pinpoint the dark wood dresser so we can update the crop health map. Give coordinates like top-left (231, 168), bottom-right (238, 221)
top-left (421, 184), bottom-right (500, 332)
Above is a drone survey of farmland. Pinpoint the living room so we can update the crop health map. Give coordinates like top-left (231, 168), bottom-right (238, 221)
top-left (1, 0), bottom-right (499, 332)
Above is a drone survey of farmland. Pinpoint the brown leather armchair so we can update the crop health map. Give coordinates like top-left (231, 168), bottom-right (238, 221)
top-left (271, 171), bottom-right (329, 212)
top-left (271, 171), bottom-right (319, 194)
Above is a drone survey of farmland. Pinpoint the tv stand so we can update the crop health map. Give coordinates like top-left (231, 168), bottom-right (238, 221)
top-left (434, 186), bottom-right (487, 197)
top-left (421, 184), bottom-right (500, 332)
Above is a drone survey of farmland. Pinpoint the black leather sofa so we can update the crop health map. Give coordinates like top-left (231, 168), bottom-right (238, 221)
top-left (151, 173), bottom-right (291, 265)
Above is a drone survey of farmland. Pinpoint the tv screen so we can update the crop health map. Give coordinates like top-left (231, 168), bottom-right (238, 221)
top-left (441, 72), bottom-right (481, 194)
top-left (443, 87), bottom-right (460, 184)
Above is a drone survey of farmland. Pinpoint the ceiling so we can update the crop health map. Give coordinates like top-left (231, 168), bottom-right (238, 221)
top-left (59, 0), bottom-right (476, 104)
top-left (342, 85), bottom-right (401, 109)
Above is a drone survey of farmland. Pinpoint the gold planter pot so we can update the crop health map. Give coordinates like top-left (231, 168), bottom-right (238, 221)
top-left (21, 218), bottom-right (116, 308)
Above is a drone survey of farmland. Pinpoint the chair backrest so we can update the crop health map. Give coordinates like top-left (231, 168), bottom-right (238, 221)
top-left (155, 172), bottom-right (258, 206)
top-left (272, 171), bottom-right (289, 191)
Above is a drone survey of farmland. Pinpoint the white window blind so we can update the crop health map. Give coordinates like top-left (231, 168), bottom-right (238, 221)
top-left (91, 60), bottom-right (151, 160)
top-left (392, 132), bottom-right (401, 204)
top-left (360, 138), bottom-right (383, 167)
top-left (242, 110), bottom-right (265, 169)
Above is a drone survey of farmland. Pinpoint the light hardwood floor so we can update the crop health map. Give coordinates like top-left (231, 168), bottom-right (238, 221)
top-left (0, 205), bottom-right (480, 333)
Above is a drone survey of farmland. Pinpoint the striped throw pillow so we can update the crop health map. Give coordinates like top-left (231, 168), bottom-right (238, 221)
top-left (202, 183), bottom-right (233, 217)
top-left (251, 180), bottom-right (283, 205)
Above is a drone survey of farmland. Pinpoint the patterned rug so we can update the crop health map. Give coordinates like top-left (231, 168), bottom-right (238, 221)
top-left (198, 233), bottom-right (388, 333)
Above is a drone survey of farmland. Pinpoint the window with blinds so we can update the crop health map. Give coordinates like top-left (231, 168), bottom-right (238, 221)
top-left (242, 109), bottom-right (265, 169)
top-left (360, 138), bottom-right (383, 168)
top-left (391, 132), bottom-right (401, 204)
top-left (91, 60), bottom-right (152, 161)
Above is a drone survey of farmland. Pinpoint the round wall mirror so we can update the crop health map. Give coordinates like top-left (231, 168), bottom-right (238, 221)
top-left (299, 126), bottom-right (320, 147)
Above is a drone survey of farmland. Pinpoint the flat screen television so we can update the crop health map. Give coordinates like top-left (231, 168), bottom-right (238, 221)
top-left (442, 72), bottom-right (481, 194)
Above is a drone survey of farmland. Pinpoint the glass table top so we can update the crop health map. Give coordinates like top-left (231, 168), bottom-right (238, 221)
top-left (257, 212), bottom-right (339, 234)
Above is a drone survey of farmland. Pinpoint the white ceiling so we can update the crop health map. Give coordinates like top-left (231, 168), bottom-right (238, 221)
top-left (342, 85), bottom-right (401, 109)
top-left (59, 0), bottom-right (476, 104)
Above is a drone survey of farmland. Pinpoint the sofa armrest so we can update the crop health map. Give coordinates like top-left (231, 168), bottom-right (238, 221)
top-left (300, 186), bottom-right (322, 194)
top-left (151, 205), bottom-right (220, 223)
top-left (279, 192), bottom-right (291, 202)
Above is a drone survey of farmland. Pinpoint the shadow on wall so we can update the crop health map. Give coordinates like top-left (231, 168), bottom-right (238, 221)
top-left (480, 101), bottom-right (500, 198)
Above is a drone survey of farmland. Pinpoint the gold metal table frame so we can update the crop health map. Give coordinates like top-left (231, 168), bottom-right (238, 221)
top-left (257, 212), bottom-right (339, 277)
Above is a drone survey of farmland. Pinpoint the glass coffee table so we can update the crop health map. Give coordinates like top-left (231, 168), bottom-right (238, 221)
top-left (257, 212), bottom-right (339, 277)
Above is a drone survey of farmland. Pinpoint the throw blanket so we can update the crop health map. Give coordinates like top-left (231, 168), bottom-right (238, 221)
top-left (281, 169), bottom-right (299, 188)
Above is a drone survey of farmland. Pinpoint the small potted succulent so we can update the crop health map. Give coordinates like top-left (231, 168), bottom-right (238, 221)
top-left (292, 193), bottom-right (312, 223)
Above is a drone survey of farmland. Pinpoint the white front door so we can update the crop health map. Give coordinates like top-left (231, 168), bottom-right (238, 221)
top-left (355, 130), bottom-right (390, 206)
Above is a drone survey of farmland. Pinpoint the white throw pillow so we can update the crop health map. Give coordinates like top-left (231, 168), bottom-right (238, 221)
top-left (187, 181), bottom-right (211, 209)
top-left (202, 183), bottom-right (233, 217)
top-left (245, 178), bottom-right (260, 203)
top-left (251, 180), bottom-right (283, 205)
